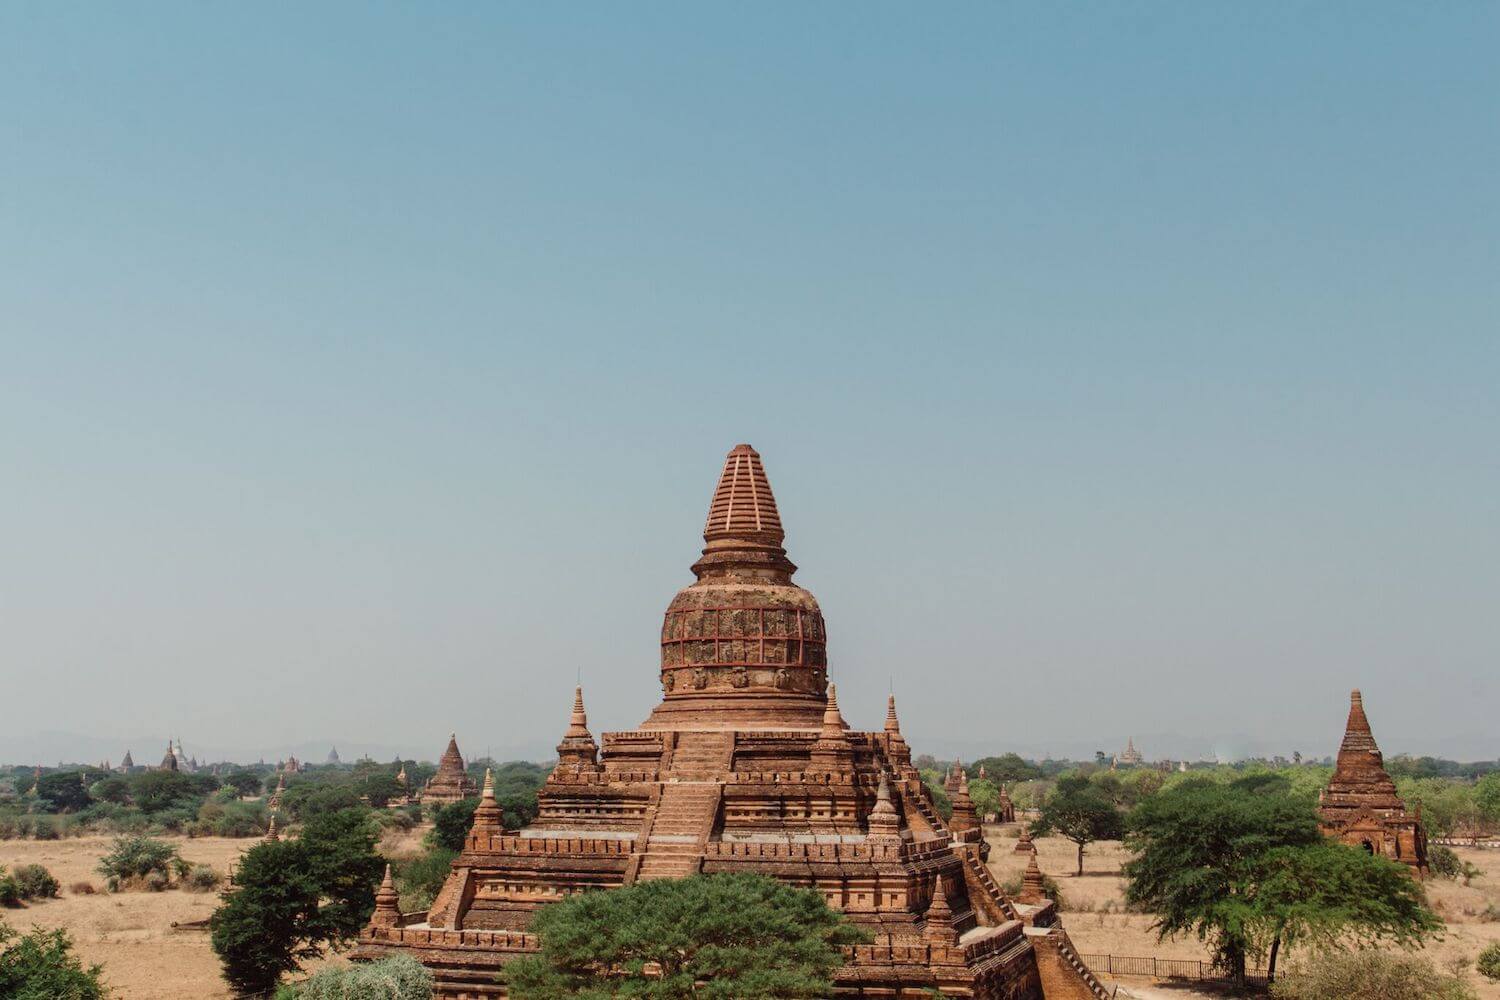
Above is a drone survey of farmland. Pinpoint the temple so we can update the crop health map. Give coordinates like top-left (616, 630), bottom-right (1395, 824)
top-left (1318, 690), bottom-right (1428, 875)
top-left (358, 444), bottom-right (1108, 999)
top-left (421, 734), bottom-right (479, 806)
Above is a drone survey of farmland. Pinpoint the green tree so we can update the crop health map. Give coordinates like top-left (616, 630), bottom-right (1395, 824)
top-left (1031, 774), bottom-right (1124, 876)
top-left (211, 807), bottom-right (385, 994)
top-left (1253, 842), bottom-right (1440, 980)
top-left (428, 798), bottom-right (479, 853)
top-left (504, 873), bottom-right (868, 999)
top-left (89, 775), bottom-right (131, 805)
top-left (1123, 781), bottom-right (1320, 981)
top-left (298, 808), bottom-right (385, 940)
top-left (1474, 773), bottom-right (1500, 828)
top-left (970, 753), bottom-right (1042, 784)
top-left (211, 840), bottom-right (330, 995)
top-left (34, 771), bottom-right (94, 813)
top-left (356, 773), bottom-right (403, 809)
top-left (223, 771), bottom-right (266, 798)
top-left (128, 770), bottom-right (200, 814)
top-left (0, 924), bottom-right (107, 1000)
top-left (967, 777), bottom-right (999, 820)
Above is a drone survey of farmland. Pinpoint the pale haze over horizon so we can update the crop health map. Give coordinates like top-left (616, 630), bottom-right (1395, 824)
top-left (3, 5), bottom-right (1496, 765)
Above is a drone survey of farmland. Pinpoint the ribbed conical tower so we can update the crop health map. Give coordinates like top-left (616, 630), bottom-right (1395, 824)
top-left (643, 444), bottom-right (829, 731)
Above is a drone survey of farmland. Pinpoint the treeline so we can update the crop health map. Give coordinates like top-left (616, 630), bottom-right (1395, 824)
top-left (917, 752), bottom-right (1500, 841)
top-left (0, 757), bottom-right (549, 841)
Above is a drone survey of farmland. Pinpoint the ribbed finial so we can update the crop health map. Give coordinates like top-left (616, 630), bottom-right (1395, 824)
top-left (567, 686), bottom-right (591, 739)
top-left (885, 694), bottom-right (901, 733)
top-left (704, 444), bottom-right (784, 544)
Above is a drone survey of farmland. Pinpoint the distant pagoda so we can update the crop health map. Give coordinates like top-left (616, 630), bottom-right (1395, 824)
top-left (419, 735), bottom-right (478, 806)
top-left (1318, 690), bottom-right (1428, 875)
top-left (357, 444), bottom-right (1109, 999)
top-left (1118, 737), bottom-right (1143, 767)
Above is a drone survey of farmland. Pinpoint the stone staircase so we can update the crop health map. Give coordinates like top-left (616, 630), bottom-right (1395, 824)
top-left (962, 850), bottom-right (1020, 923)
top-left (636, 782), bottom-right (721, 881)
top-left (667, 731), bottom-right (732, 778)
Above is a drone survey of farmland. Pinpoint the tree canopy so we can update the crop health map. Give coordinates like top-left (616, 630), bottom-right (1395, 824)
top-left (211, 807), bottom-right (385, 994)
top-left (1030, 774), bottom-right (1124, 875)
top-left (0, 923), bottom-right (107, 1000)
top-left (504, 872), bottom-right (869, 999)
top-left (1123, 779), bottom-right (1439, 981)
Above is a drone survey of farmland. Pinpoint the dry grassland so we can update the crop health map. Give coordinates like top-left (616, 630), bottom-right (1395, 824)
top-left (985, 824), bottom-right (1500, 998)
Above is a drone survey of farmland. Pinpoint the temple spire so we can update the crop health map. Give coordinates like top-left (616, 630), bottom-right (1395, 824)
top-left (370, 864), bottom-right (400, 927)
top-left (567, 686), bottom-right (591, 740)
top-left (1019, 849), bottom-right (1047, 904)
top-left (471, 767), bottom-right (503, 841)
top-left (704, 444), bottom-right (784, 545)
top-left (923, 875), bottom-right (959, 945)
top-left (264, 816), bottom-right (280, 843)
top-left (811, 684), bottom-right (853, 768)
top-left (557, 687), bottom-right (600, 772)
top-left (868, 773), bottom-right (902, 842)
top-left (691, 444), bottom-right (796, 579)
top-left (949, 769), bottom-right (979, 835)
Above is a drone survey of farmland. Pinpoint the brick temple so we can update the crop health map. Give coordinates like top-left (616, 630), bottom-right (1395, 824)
top-left (358, 444), bottom-right (1108, 998)
top-left (1318, 689), bottom-right (1428, 875)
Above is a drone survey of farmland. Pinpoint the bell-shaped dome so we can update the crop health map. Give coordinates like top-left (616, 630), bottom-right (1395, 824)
top-left (642, 445), bottom-right (829, 732)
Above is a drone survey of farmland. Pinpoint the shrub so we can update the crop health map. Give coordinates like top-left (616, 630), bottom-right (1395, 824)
top-left (213, 801), bottom-right (268, 838)
top-left (426, 799), bottom-right (478, 853)
top-left (0, 868), bottom-right (20, 907)
top-left (1478, 942), bottom-right (1500, 983)
top-left (184, 865), bottom-right (222, 892)
top-left (98, 834), bottom-right (182, 888)
top-left (997, 871), bottom-right (1065, 909)
top-left (69, 881), bottom-right (97, 896)
top-left (1271, 951), bottom-right (1475, 1000)
top-left (0, 924), bottom-right (106, 999)
top-left (11, 865), bottom-right (59, 900)
top-left (29, 815), bottom-right (62, 841)
top-left (393, 848), bottom-right (455, 912)
top-left (1430, 845), bottom-right (1463, 878)
top-left (293, 955), bottom-right (434, 999)
top-left (144, 870), bottom-right (171, 892)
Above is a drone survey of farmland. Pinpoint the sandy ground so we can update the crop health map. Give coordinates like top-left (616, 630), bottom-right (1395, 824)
top-left (0, 829), bottom-right (424, 999)
top-left (1, 835), bottom-right (255, 999)
top-left (985, 824), bottom-right (1500, 998)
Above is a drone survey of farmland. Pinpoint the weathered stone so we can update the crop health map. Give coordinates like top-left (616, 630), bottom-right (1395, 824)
top-left (1318, 690), bottom-right (1427, 875)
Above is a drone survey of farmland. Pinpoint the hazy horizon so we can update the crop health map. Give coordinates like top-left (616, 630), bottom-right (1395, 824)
top-left (3, 5), bottom-right (1496, 764)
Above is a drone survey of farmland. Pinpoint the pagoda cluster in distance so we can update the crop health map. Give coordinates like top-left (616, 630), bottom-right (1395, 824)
top-left (356, 445), bottom-right (1112, 999)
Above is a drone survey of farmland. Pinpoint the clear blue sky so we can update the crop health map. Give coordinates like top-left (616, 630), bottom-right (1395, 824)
top-left (3, 3), bottom-right (1496, 763)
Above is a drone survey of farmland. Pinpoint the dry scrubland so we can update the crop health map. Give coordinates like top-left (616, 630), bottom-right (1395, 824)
top-left (0, 826), bottom-right (428, 999)
top-left (4, 826), bottom-right (1497, 998)
top-left (984, 825), bottom-right (1500, 999)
